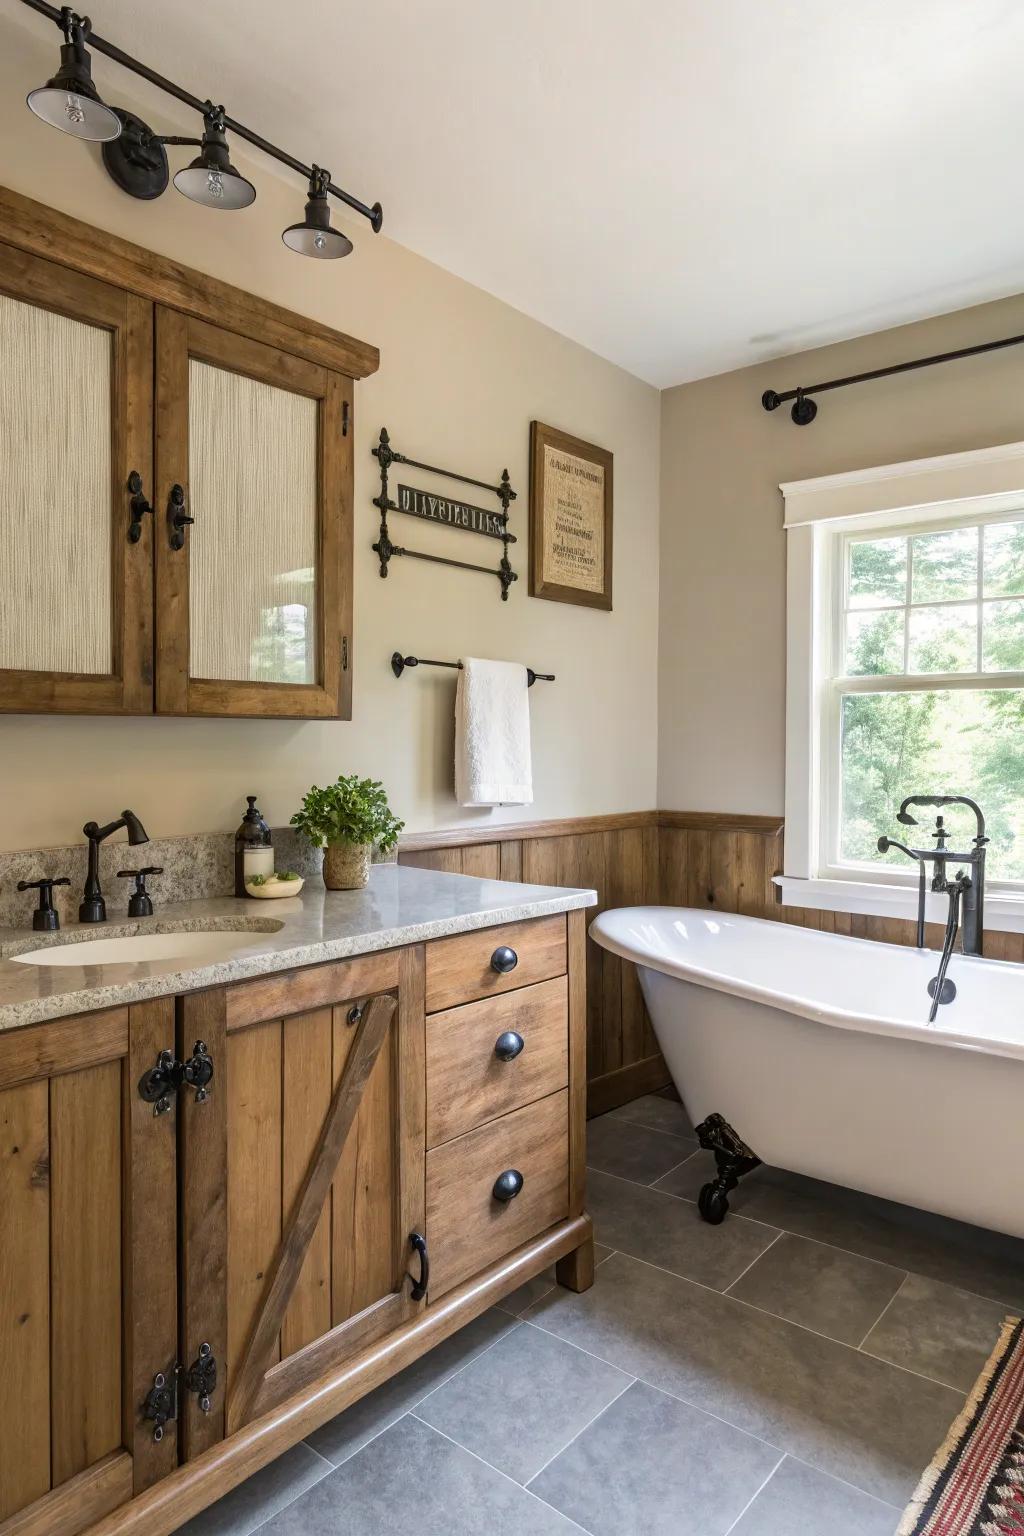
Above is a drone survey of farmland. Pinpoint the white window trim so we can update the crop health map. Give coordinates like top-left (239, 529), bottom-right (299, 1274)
top-left (780, 436), bottom-right (1024, 933)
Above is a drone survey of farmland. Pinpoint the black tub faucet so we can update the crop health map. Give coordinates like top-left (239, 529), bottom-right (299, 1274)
top-left (80, 810), bottom-right (149, 924)
top-left (878, 793), bottom-right (988, 1016)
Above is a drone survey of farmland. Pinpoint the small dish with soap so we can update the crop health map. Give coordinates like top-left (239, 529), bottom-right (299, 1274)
top-left (245, 872), bottom-right (304, 900)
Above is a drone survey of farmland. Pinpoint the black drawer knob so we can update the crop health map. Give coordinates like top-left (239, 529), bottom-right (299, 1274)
top-left (490, 945), bottom-right (518, 974)
top-left (492, 1168), bottom-right (524, 1202)
top-left (494, 1030), bottom-right (525, 1062)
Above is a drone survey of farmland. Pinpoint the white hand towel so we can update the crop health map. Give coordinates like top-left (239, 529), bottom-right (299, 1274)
top-left (455, 658), bottom-right (533, 807)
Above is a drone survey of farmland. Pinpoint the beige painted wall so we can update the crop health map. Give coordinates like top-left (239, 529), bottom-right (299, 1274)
top-left (659, 289), bottom-right (1024, 815)
top-left (0, 24), bottom-right (660, 852)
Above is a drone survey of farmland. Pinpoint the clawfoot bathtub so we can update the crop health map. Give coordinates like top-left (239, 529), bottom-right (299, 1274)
top-left (590, 907), bottom-right (1024, 1240)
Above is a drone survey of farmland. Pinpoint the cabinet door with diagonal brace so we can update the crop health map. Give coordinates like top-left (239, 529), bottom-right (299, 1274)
top-left (176, 946), bottom-right (426, 1451)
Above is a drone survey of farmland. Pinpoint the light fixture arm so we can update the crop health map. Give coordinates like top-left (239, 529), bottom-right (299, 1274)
top-left (19, 0), bottom-right (384, 233)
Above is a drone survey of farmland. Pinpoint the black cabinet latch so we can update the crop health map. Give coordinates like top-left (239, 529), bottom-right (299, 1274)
top-left (142, 1344), bottom-right (217, 1441)
top-left (138, 1040), bottom-right (214, 1116)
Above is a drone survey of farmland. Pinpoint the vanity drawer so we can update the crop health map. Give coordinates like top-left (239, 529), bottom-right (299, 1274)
top-left (426, 976), bottom-right (568, 1147)
top-left (425, 1089), bottom-right (569, 1297)
top-left (425, 914), bottom-right (567, 1013)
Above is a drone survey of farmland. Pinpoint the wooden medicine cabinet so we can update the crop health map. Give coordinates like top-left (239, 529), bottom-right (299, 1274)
top-left (0, 185), bottom-right (377, 720)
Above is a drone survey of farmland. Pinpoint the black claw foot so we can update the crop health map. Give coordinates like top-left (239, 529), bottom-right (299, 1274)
top-left (693, 1112), bottom-right (761, 1225)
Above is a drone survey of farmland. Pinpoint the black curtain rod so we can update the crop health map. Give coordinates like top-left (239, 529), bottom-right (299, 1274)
top-left (761, 329), bottom-right (1024, 426)
top-left (18, 0), bottom-right (383, 229)
top-left (391, 653), bottom-right (555, 686)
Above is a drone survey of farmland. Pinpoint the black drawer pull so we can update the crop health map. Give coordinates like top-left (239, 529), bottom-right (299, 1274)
top-left (490, 945), bottom-right (518, 974)
top-left (494, 1030), bottom-right (525, 1061)
top-left (492, 1168), bottom-right (524, 1203)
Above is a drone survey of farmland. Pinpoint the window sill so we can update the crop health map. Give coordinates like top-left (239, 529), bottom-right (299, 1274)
top-left (774, 875), bottom-right (1024, 934)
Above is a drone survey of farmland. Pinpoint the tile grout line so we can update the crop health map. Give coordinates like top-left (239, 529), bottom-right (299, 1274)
top-left (587, 1163), bottom-right (782, 1236)
top-left (520, 1316), bottom-right (787, 1461)
top-left (524, 1375), bottom-right (637, 1488)
top-left (723, 1229), bottom-right (785, 1295)
top-left (784, 1451), bottom-right (903, 1514)
top-left (855, 1271), bottom-right (911, 1351)
top-left (570, 1249), bottom-right (964, 1395)
top-left (720, 1452), bottom-right (787, 1536)
top-left (408, 1415), bottom-right (597, 1536)
top-left (590, 1152), bottom-right (1020, 1311)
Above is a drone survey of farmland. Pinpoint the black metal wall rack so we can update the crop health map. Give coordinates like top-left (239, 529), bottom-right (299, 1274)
top-left (372, 428), bottom-right (518, 600)
top-left (391, 653), bottom-right (555, 687)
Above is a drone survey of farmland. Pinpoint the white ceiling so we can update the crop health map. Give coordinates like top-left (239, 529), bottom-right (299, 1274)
top-left (13, 0), bottom-right (1024, 386)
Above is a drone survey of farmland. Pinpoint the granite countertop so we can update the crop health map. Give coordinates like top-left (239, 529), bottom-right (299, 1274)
top-left (0, 863), bottom-right (597, 1033)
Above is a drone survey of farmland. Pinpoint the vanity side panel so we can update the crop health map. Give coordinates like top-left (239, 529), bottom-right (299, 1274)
top-left (0, 1079), bottom-right (50, 1520)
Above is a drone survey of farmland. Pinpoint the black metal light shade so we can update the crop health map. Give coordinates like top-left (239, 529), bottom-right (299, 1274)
top-left (172, 107), bottom-right (255, 209)
top-left (26, 16), bottom-right (121, 142)
top-left (282, 168), bottom-right (352, 259)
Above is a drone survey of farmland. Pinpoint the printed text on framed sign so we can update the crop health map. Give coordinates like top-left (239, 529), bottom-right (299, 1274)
top-left (529, 421), bottom-right (613, 610)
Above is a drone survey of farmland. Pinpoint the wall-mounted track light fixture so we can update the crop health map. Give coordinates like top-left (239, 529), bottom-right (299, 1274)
top-left (20, 0), bottom-right (383, 254)
top-left (283, 167), bottom-right (353, 259)
top-left (26, 6), bottom-right (120, 140)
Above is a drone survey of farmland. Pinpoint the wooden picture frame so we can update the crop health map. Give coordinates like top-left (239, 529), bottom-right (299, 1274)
top-left (529, 421), bottom-right (613, 611)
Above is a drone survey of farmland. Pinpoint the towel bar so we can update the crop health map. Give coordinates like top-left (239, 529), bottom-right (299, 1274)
top-left (390, 653), bottom-right (555, 687)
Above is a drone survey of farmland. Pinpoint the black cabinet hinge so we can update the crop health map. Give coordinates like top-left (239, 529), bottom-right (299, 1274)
top-left (342, 399), bottom-right (350, 437)
top-left (138, 1040), bottom-right (214, 1116)
top-left (342, 636), bottom-right (349, 671)
top-left (142, 1344), bottom-right (217, 1441)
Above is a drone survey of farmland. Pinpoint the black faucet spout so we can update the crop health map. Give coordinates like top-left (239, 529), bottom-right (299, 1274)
top-left (80, 809), bottom-right (150, 924)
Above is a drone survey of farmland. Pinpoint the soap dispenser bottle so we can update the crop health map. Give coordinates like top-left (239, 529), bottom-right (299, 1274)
top-left (235, 795), bottom-right (274, 896)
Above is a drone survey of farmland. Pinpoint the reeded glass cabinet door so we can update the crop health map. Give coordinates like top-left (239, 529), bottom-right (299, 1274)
top-left (0, 245), bottom-right (153, 713)
top-left (154, 309), bottom-right (353, 718)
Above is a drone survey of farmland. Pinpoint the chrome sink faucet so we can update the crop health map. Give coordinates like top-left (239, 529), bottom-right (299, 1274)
top-left (80, 809), bottom-right (149, 923)
top-left (878, 794), bottom-right (988, 1017)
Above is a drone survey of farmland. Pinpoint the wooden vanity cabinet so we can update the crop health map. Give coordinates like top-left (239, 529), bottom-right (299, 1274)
top-left (0, 1000), bottom-right (179, 1529)
top-left (0, 185), bottom-right (374, 721)
top-left (0, 912), bottom-right (591, 1536)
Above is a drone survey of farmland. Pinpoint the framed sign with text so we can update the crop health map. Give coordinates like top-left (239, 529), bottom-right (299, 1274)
top-left (528, 421), bottom-right (613, 610)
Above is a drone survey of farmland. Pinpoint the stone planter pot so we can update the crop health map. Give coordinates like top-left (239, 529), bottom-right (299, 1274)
top-left (323, 841), bottom-right (372, 891)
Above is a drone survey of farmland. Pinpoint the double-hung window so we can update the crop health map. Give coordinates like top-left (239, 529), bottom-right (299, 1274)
top-left (782, 442), bottom-right (1024, 927)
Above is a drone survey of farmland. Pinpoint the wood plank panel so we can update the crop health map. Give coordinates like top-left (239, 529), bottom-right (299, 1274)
top-left (50, 1062), bottom-right (122, 1487)
top-left (331, 1001), bottom-right (397, 1327)
top-left (460, 844), bottom-right (501, 880)
top-left (227, 1022), bottom-right (283, 1387)
top-left (124, 1001), bottom-right (178, 1491)
top-left (178, 989), bottom-right (228, 1460)
top-left (499, 841), bottom-right (523, 882)
top-left (0, 1080), bottom-right (50, 1520)
top-left (281, 1010), bottom-right (333, 1360)
top-left (0, 1009), bottom-right (127, 1092)
top-left (398, 849), bottom-right (463, 874)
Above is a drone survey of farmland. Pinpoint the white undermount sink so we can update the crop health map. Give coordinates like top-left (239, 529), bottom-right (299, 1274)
top-left (11, 928), bottom-right (276, 969)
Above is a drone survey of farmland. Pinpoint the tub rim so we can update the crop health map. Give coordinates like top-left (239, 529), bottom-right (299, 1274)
top-left (590, 905), bottom-right (1024, 1065)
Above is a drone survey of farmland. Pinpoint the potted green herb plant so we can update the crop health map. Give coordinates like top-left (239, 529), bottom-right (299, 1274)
top-left (290, 774), bottom-right (404, 891)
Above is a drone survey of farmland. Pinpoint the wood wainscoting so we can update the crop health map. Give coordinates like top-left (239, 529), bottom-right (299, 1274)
top-left (399, 810), bottom-right (785, 1116)
top-left (400, 808), bottom-right (1024, 1116)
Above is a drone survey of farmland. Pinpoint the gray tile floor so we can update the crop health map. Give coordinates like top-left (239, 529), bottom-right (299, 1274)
top-left (185, 1089), bottom-right (1024, 1536)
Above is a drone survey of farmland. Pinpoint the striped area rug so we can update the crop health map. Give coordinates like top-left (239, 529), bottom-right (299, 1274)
top-left (899, 1316), bottom-right (1024, 1536)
